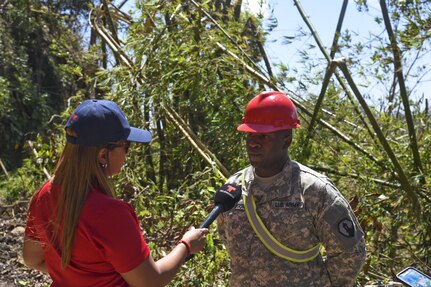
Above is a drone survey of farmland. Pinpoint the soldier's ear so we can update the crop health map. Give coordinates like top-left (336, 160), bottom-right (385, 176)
top-left (284, 135), bottom-right (292, 149)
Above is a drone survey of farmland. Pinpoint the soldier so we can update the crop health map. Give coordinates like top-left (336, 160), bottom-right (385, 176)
top-left (217, 91), bottom-right (366, 286)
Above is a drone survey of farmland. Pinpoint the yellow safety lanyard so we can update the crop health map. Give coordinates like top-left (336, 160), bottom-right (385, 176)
top-left (241, 170), bottom-right (321, 263)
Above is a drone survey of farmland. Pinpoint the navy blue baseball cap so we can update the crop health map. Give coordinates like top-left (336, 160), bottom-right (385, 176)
top-left (65, 99), bottom-right (152, 146)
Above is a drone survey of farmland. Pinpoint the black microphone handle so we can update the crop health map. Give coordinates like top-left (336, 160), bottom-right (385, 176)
top-left (199, 204), bottom-right (223, 228)
top-left (185, 205), bottom-right (223, 261)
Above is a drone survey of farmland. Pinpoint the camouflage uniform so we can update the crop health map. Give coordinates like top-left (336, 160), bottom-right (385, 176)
top-left (217, 159), bottom-right (366, 287)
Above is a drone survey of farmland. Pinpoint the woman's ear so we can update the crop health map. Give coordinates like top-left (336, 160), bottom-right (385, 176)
top-left (97, 148), bottom-right (108, 165)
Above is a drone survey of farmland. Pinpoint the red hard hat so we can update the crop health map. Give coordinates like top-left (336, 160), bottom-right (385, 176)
top-left (237, 91), bottom-right (300, 133)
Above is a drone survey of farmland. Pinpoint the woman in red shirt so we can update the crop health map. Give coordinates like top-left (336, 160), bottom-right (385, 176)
top-left (23, 99), bottom-right (208, 287)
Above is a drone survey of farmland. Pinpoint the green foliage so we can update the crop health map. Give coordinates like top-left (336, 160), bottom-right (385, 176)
top-left (116, 164), bottom-right (229, 286)
top-left (1, 0), bottom-right (431, 286)
top-left (0, 0), bottom-right (96, 171)
top-left (0, 130), bottom-right (62, 202)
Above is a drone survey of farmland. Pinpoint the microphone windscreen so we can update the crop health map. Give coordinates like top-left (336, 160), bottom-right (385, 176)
top-left (214, 184), bottom-right (242, 212)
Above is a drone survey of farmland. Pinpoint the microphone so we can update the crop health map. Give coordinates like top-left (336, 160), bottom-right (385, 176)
top-left (199, 183), bottom-right (242, 228)
top-left (185, 183), bottom-right (242, 261)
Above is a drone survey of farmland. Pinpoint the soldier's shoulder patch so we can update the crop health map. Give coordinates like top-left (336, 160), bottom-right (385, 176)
top-left (338, 218), bottom-right (355, 237)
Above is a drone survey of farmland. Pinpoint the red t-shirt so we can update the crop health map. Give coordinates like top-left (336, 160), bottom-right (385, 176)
top-left (25, 181), bottom-right (151, 287)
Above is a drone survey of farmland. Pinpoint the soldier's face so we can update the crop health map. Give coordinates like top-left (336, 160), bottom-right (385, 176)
top-left (246, 131), bottom-right (291, 177)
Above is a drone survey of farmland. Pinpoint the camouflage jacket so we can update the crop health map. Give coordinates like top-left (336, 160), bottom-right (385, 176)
top-left (217, 159), bottom-right (366, 287)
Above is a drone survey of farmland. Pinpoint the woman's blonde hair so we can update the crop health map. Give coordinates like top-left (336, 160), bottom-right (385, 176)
top-left (51, 128), bottom-right (115, 268)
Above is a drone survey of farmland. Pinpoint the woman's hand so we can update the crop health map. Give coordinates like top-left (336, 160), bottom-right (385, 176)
top-left (180, 227), bottom-right (208, 255)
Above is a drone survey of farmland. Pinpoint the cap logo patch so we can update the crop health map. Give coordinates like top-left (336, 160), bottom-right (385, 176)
top-left (71, 114), bottom-right (78, 122)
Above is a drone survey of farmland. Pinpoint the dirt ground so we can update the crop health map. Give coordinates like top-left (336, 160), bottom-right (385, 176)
top-left (0, 201), bottom-right (51, 287)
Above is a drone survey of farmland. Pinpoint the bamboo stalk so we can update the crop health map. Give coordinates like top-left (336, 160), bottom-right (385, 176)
top-left (293, 0), bottom-right (378, 147)
top-left (101, 1), bottom-right (120, 44)
top-left (308, 0), bottom-right (348, 144)
top-left (329, 0), bottom-right (348, 59)
top-left (309, 165), bottom-right (400, 188)
top-left (163, 105), bottom-right (230, 179)
top-left (247, 18), bottom-right (274, 79)
top-left (215, 41), bottom-right (277, 89)
top-left (164, 110), bottom-right (212, 164)
top-left (117, 0), bottom-right (129, 10)
top-left (379, 0), bottom-right (424, 181)
top-left (189, 0), bottom-right (266, 77)
top-left (306, 60), bottom-right (337, 141)
top-left (337, 60), bottom-right (420, 211)
top-left (27, 141), bottom-right (51, 180)
top-left (89, 8), bottom-right (134, 68)
top-left (0, 157), bottom-right (9, 179)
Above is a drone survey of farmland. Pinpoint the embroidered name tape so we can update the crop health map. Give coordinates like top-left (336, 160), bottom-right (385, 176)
top-left (271, 200), bottom-right (304, 208)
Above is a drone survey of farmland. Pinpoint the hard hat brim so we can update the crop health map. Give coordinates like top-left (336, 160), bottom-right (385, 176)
top-left (237, 123), bottom-right (299, 133)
